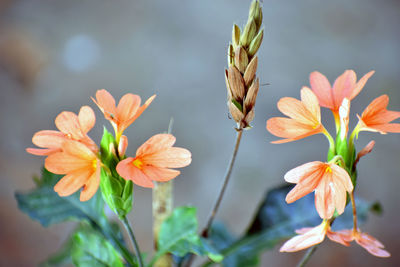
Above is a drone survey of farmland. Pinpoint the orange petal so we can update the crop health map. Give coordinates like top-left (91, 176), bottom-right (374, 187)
top-left (356, 232), bottom-right (391, 257)
top-left (280, 223), bottom-right (327, 252)
top-left (26, 147), bottom-right (61, 156)
top-left (80, 164), bottom-right (101, 201)
top-left (92, 89), bottom-right (117, 121)
top-left (142, 147), bottom-right (192, 168)
top-left (32, 130), bottom-right (66, 148)
top-left (277, 97), bottom-right (316, 125)
top-left (116, 158), bottom-right (154, 188)
top-left (78, 106), bottom-right (96, 134)
top-left (54, 168), bottom-right (92, 197)
top-left (284, 161), bottom-right (322, 184)
top-left (45, 152), bottom-right (91, 174)
top-left (266, 117), bottom-right (318, 142)
top-left (300, 87), bottom-right (321, 123)
top-left (142, 165), bottom-right (181, 182)
top-left (314, 172), bottom-right (336, 219)
top-left (116, 93), bottom-right (141, 131)
top-left (361, 95), bottom-right (389, 120)
top-left (125, 94), bottom-right (156, 127)
top-left (349, 70), bottom-right (375, 100)
top-left (332, 70), bottom-right (356, 110)
top-left (62, 140), bottom-right (96, 160)
top-left (55, 111), bottom-right (84, 140)
top-left (330, 164), bottom-right (353, 192)
top-left (136, 133), bottom-right (176, 156)
top-left (309, 71), bottom-right (333, 109)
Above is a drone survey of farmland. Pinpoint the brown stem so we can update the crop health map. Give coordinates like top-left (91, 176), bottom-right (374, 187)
top-left (350, 190), bottom-right (358, 232)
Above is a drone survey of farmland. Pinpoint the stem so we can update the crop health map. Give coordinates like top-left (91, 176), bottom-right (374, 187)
top-left (350, 190), bottom-right (358, 232)
top-left (296, 245), bottom-right (318, 267)
top-left (121, 216), bottom-right (145, 267)
top-left (202, 129), bottom-right (243, 237)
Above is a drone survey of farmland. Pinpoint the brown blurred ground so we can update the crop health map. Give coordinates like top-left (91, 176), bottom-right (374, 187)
top-left (1, 0), bottom-right (400, 266)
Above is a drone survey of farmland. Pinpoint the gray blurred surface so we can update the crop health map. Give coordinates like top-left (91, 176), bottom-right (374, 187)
top-left (1, 0), bottom-right (399, 266)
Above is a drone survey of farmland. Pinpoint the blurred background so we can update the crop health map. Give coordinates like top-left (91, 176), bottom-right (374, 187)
top-left (1, 0), bottom-right (399, 266)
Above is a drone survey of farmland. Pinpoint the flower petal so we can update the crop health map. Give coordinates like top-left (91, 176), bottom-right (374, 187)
top-left (54, 168), bottom-right (91, 197)
top-left (45, 152), bottom-right (91, 174)
top-left (284, 161), bottom-right (323, 184)
top-left (55, 111), bottom-right (84, 140)
top-left (116, 93), bottom-right (141, 131)
top-left (26, 147), bottom-right (61, 156)
top-left (125, 94), bottom-right (156, 127)
top-left (266, 117), bottom-right (319, 143)
top-left (356, 233), bottom-right (391, 258)
top-left (136, 134), bottom-right (176, 157)
top-left (62, 140), bottom-right (96, 160)
top-left (280, 224), bottom-right (326, 252)
top-left (277, 97), bottom-right (317, 125)
top-left (309, 71), bottom-right (333, 109)
top-left (92, 89), bottom-right (117, 120)
top-left (116, 158), bottom-right (154, 188)
top-left (300, 87), bottom-right (321, 123)
top-left (78, 106), bottom-right (96, 134)
top-left (142, 166), bottom-right (181, 182)
top-left (332, 70), bottom-right (356, 110)
top-left (326, 230), bottom-right (351, 246)
top-left (314, 172), bottom-right (335, 219)
top-left (142, 147), bottom-right (192, 168)
top-left (80, 164), bottom-right (101, 201)
top-left (349, 70), bottom-right (375, 100)
top-left (31, 130), bottom-right (66, 148)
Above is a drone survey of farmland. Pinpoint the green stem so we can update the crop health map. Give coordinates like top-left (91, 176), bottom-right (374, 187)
top-left (121, 216), bottom-right (144, 267)
top-left (296, 245), bottom-right (318, 267)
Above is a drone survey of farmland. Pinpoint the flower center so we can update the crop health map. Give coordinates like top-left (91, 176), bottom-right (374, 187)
top-left (325, 166), bottom-right (332, 173)
top-left (133, 158), bottom-right (143, 169)
top-left (92, 159), bottom-right (97, 170)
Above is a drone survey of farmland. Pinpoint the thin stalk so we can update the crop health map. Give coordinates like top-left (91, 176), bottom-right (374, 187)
top-left (350, 190), bottom-right (358, 232)
top-left (202, 128), bottom-right (243, 237)
top-left (296, 245), bottom-right (318, 267)
top-left (121, 216), bottom-right (144, 267)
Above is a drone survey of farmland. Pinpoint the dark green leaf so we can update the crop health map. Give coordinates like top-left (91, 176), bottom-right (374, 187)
top-left (71, 223), bottom-right (125, 267)
top-left (151, 207), bottom-right (223, 266)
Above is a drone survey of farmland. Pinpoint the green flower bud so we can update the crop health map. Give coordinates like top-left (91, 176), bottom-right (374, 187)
top-left (248, 28), bottom-right (264, 57)
top-left (240, 18), bottom-right (257, 47)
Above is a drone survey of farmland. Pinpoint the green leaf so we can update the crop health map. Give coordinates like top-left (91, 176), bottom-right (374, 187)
top-left (151, 206), bottom-right (223, 266)
top-left (15, 167), bottom-right (135, 266)
top-left (15, 168), bottom-right (106, 227)
top-left (209, 184), bottom-right (381, 267)
top-left (71, 223), bottom-right (125, 267)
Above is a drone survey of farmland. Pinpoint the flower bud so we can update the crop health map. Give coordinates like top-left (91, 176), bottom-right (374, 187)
top-left (248, 29), bottom-right (264, 57)
top-left (234, 46), bottom-right (249, 73)
top-left (240, 18), bottom-right (257, 47)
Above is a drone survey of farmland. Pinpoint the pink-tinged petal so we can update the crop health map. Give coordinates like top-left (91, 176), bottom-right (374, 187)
top-left (368, 110), bottom-right (400, 125)
top-left (125, 94), bottom-right (156, 127)
top-left (32, 130), bottom-right (66, 148)
top-left (267, 118), bottom-right (319, 141)
top-left (330, 164), bottom-right (353, 192)
top-left (45, 152), bottom-right (90, 174)
top-left (54, 168), bottom-right (91, 197)
top-left (295, 227), bottom-right (314, 235)
top-left (331, 176), bottom-right (347, 215)
top-left (309, 71), bottom-right (333, 109)
top-left (142, 165), bottom-right (181, 182)
top-left (277, 97), bottom-right (317, 125)
top-left (116, 93), bottom-right (141, 130)
top-left (356, 233), bottom-right (391, 258)
top-left (349, 70), bottom-right (375, 100)
top-left (326, 230), bottom-right (351, 246)
top-left (314, 173), bottom-right (335, 219)
top-left (332, 70), bottom-right (356, 110)
top-left (270, 125), bottom-right (324, 144)
top-left (142, 147), bottom-right (192, 168)
top-left (80, 164), bottom-right (101, 201)
top-left (55, 111), bottom-right (84, 140)
top-left (62, 140), bottom-right (96, 160)
top-left (280, 223), bottom-right (327, 252)
top-left (118, 135), bottom-right (128, 157)
top-left (284, 161), bottom-right (322, 183)
top-left (361, 95), bottom-right (389, 120)
top-left (371, 123), bottom-right (400, 133)
top-left (116, 158), bottom-right (154, 188)
top-left (78, 106), bottom-right (96, 134)
top-left (136, 134), bottom-right (176, 156)
top-left (26, 147), bottom-right (61, 156)
top-left (92, 89), bottom-right (117, 120)
top-left (300, 87), bottom-right (321, 122)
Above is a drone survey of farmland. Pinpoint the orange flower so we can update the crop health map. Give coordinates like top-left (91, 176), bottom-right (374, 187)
top-left (92, 89), bottom-right (156, 140)
top-left (26, 106), bottom-right (98, 156)
top-left (309, 70), bottom-right (374, 113)
top-left (356, 95), bottom-right (400, 134)
top-left (116, 134), bottom-right (191, 188)
top-left (337, 229), bottom-right (390, 257)
top-left (266, 87), bottom-right (326, 144)
top-left (285, 161), bottom-right (353, 219)
top-left (45, 140), bottom-right (101, 201)
top-left (280, 221), bottom-right (350, 252)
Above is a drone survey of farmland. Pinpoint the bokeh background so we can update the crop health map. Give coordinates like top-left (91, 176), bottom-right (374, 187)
top-left (1, 0), bottom-right (399, 266)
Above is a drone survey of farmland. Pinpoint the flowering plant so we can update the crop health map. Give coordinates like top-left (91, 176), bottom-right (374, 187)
top-left (15, 1), bottom-right (397, 267)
